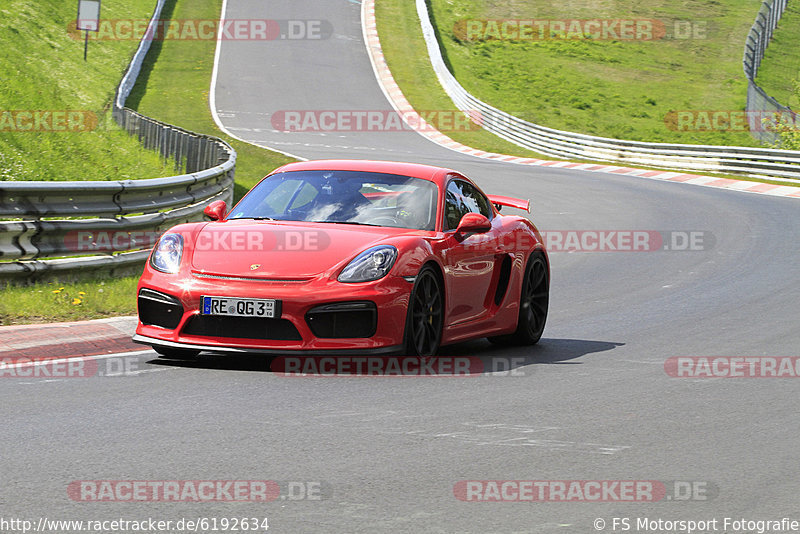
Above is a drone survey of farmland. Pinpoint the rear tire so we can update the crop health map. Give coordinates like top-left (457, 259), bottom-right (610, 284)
top-left (488, 252), bottom-right (548, 345)
top-left (153, 346), bottom-right (200, 360)
top-left (403, 266), bottom-right (444, 357)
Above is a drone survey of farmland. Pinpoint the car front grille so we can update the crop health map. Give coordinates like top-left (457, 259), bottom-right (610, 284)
top-left (182, 315), bottom-right (302, 341)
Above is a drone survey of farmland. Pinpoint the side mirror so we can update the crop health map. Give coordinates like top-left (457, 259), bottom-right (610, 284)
top-left (203, 200), bottom-right (227, 221)
top-left (455, 212), bottom-right (491, 235)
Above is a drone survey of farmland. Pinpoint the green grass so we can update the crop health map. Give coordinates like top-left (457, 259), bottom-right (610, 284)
top-left (378, 0), bottom-right (765, 147)
top-left (755, 1), bottom-right (800, 109)
top-left (127, 0), bottom-right (295, 200)
top-left (0, 0), bottom-right (295, 324)
top-left (375, 1), bottom-right (544, 158)
top-left (0, 277), bottom-right (138, 325)
top-left (0, 0), bottom-right (175, 181)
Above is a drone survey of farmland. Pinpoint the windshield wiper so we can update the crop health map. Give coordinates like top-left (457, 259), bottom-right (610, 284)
top-left (328, 221), bottom-right (382, 227)
top-left (229, 216), bottom-right (275, 221)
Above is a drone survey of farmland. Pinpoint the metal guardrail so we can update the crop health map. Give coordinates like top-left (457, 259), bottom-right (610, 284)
top-left (415, 0), bottom-right (800, 179)
top-left (742, 0), bottom-right (797, 145)
top-left (0, 0), bottom-right (236, 281)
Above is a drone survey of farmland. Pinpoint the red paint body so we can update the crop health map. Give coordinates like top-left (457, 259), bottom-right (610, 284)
top-left (134, 160), bottom-right (547, 354)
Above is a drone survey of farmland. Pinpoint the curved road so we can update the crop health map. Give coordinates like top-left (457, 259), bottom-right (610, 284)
top-left (4, 1), bottom-right (800, 532)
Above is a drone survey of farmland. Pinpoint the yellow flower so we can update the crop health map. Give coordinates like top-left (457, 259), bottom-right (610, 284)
top-left (52, 289), bottom-right (62, 294)
top-left (72, 298), bottom-right (82, 305)
top-left (78, 291), bottom-right (86, 296)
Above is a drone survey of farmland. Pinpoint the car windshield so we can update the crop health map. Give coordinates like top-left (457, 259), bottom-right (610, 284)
top-left (228, 170), bottom-right (439, 231)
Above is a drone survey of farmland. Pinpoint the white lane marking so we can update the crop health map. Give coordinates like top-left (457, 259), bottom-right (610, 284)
top-left (209, 0), bottom-right (306, 161)
top-left (5, 349), bottom-right (180, 384)
top-left (17, 367), bottom-right (173, 385)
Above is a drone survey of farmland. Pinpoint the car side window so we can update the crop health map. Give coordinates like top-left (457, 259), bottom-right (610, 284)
top-left (444, 179), bottom-right (493, 230)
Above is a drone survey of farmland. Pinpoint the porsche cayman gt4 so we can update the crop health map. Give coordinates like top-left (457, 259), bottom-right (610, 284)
top-left (133, 160), bottom-right (549, 358)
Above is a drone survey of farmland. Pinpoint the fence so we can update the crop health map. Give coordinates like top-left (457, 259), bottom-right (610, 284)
top-left (742, 0), bottom-right (797, 145)
top-left (0, 0), bottom-right (236, 282)
top-left (415, 0), bottom-right (800, 178)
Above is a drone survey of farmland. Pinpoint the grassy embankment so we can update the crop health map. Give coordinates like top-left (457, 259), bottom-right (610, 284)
top-left (1, 0), bottom-right (173, 324)
top-left (376, 0), bottom-right (771, 149)
top-left (756, 1), bottom-right (800, 107)
top-left (0, 0), bottom-right (293, 324)
top-left (0, 0), bottom-right (175, 181)
top-left (754, 1), bottom-right (800, 149)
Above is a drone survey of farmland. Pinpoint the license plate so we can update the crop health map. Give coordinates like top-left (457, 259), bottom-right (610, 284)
top-left (201, 296), bottom-right (279, 318)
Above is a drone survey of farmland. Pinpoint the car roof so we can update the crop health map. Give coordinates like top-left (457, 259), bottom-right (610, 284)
top-left (272, 159), bottom-right (461, 185)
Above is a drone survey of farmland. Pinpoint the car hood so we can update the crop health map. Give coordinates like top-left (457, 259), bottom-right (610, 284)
top-left (189, 220), bottom-right (411, 279)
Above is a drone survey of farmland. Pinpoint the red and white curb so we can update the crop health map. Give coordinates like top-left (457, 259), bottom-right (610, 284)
top-left (0, 316), bottom-right (142, 360)
top-left (360, 0), bottom-right (800, 200)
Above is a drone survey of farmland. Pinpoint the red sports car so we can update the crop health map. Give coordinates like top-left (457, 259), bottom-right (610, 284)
top-left (133, 160), bottom-right (548, 358)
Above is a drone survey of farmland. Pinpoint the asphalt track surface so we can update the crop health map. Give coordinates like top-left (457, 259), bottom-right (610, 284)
top-left (4, 1), bottom-right (800, 532)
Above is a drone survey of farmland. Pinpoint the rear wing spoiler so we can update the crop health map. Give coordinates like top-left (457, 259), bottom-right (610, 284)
top-left (487, 195), bottom-right (530, 213)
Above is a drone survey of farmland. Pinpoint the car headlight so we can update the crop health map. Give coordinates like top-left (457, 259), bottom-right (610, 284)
top-left (338, 245), bottom-right (398, 283)
top-left (150, 233), bottom-right (184, 274)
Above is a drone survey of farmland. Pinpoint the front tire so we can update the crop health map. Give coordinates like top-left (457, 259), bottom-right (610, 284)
top-left (489, 252), bottom-right (548, 345)
top-left (404, 266), bottom-right (444, 357)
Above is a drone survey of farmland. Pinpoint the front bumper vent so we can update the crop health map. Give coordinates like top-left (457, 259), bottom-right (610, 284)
top-left (305, 301), bottom-right (377, 338)
top-left (138, 288), bottom-right (184, 330)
